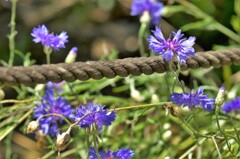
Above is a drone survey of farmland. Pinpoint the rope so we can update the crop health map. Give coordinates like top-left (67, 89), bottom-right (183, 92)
top-left (0, 48), bottom-right (239, 85)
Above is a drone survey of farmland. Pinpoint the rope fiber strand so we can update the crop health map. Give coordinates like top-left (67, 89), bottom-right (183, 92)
top-left (0, 48), bottom-right (239, 85)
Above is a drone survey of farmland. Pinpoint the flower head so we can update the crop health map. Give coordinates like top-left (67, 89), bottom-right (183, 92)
top-left (170, 87), bottom-right (215, 112)
top-left (148, 26), bottom-right (196, 63)
top-left (131, 0), bottom-right (163, 25)
top-left (31, 25), bottom-right (68, 51)
top-left (222, 97), bottom-right (240, 113)
top-left (34, 83), bottom-right (72, 136)
top-left (89, 147), bottom-right (134, 159)
top-left (70, 102), bottom-right (116, 133)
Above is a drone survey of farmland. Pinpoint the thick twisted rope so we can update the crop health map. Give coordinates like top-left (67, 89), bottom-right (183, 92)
top-left (0, 48), bottom-right (239, 85)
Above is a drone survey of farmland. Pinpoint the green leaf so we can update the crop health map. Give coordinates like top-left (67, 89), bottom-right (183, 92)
top-left (230, 15), bottom-right (240, 33)
top-left (181, 18), bottom-right (214, 31)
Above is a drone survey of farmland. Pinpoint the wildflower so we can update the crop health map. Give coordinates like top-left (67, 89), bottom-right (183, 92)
top-left (89, 147), bottom-right (134, 159)
top-left (34, 84), bottom-right (72, 136)
top-left (221, 97), bottom-right (240, 113)
top-left (170, 87), bottom-right (215, 112)
top-left (70, 102), bottom-right (116, 133)
top-left (31, 25), bottom-right (68, 51)
top-left (131, 0), bottom-right (163, 25)
top-left (148, 26), bottom-right (196, 63)
top-left (65, 47), bottom-right (78, 63)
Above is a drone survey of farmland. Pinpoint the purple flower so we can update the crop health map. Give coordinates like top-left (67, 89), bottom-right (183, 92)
top-left (51, 32), bottom-right (69, 50)
top-left (131, 0), bottom-right (163, 25)
top-left (170, 87), bottom-right (215, 112)
top-left (89, 147), bottom-right (134, 159)
top-left (222, 98), bottom-right (240, 113)
top-left (31, 25), bottom-right (68, 51)
top-left (148, 26), bottom-right (196, 63)
top-left (34, 84), bottom-right (72, 136)
top-left (71, 102), bottom-right (116, 133)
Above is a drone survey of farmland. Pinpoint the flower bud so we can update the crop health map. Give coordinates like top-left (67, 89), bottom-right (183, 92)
top-left (35, 84), bottom-right (45, 92)
top-left (215, 87), bottom-right (225, 106)
top-left (162, 130), bottom-right (172, 141)
top-left (0, 89), bottom-right (5, 100)
top-left (56, 132), bottom-right (71, 151)
top-left (131, 89), bottom-right (145, 102)
top-left (65, 47), bottom-right (78, 64)
top-left (140, 11), bottom-right (150, 24)
top-left (27, 121), bottom-right (39, 133)
top-left (151, 94), bottom-right (159, 103)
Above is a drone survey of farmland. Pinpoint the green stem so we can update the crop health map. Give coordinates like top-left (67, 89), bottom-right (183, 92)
top-left (110, 102), bottom-right (172, 112)
top-left (176, 0), bottom-right (240, 43)
top-left (93, 136), bottom-right (101, 159)
top-left (215, 106), bottom-right (232, 153)
top-left (169, 60), bottom-right (185, 93)
top-left (8, 0), bottom-right (17, 66)
top-left (138, 23), bottom-right (148, 57)
top-left (37, 113), bottom-right (72, 125)
top-left (44, 46), bottom-right (52, 64)
top-left (46, 52), bottom-right (51, 64)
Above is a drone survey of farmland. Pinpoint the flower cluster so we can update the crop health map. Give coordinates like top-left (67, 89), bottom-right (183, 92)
top-left (89, 147), bottom-right (134, 159)
top-left (34, 82), bottom-right (72, 136)
top-left (222, 97), bottom-right (240, 113)
top-left (170, 87), bottom-right (215, 112)
top-left (148, 26), bottom-right (196, 63)
top-left (31, 25), bottom-right (68, 51)
top-left (70, 102), bottom-right (116, 133)
top-left (131, 0), bottom-right (163, 25)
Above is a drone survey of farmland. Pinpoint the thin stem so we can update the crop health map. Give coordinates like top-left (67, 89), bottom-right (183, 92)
top-left (0, 98), bottom-right (34, 104)
top-left (110, 102), bottom-right (172, 112)
top-left (8, 0), bottom-right (18, 66)
top-left (215, 106), bottom-right (232, 153)
top-left (44, 46), bottom-right (52, 64)
top-left (46, 52), bottom-right (51, 64)
top-left (37, 113), bottom-right (72, 125)
top-left (138, 23), bottom-right (148, 57)
top-left (211, 136), bottom-right (222, 159)
top-left (169, 60), bottom-right (185, 93)
top-left (179, 138), bottom-right (206, 159)
top-left (93, 136), bottom-right (101, 159)
top-left (164, 72), bottom-right (172, 94)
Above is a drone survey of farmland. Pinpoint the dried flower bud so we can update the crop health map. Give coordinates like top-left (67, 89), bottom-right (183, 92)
top-left (0, 89), bottom-right (5, 100)
top-left (163, 103), bottom-right (180, 117)
top-left (216, 87), bottom-right (225, 106)
top-left (27, 121), bottom-right (39, 133)
top-left (56, 132), bottom-right (71, 151)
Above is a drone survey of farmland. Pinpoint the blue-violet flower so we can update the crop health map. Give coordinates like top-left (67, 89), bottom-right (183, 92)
top-left (222, 97), bottom-right (240, 113)
top-left (70, 102), bottom-right (116, 133)
top-left (34, 83), bottom-right (72, 136)
top-left (31, 25), bottom-right (68, 51)
top-left (89, 147), bottom-right (134, 159)
top-left (148, 26), bottom-right (196, 63)
top-left (170, 87), bottom-right (215, 112)
top-left (131, 0), bottom-right (163, 25)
